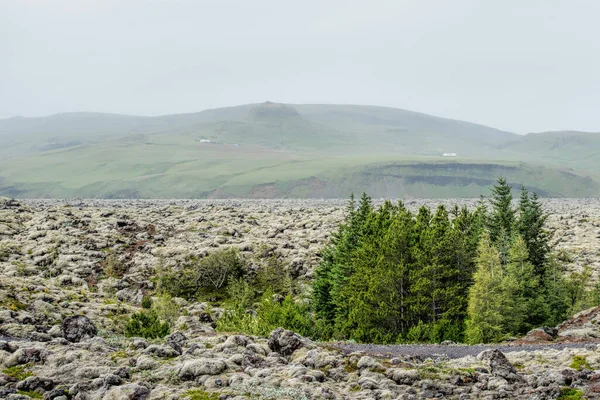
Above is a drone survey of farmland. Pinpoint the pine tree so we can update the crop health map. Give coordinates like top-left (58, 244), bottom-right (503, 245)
top-left (313, 193), bottom-right (371, 335)
top-left (465, 233), bottom-right (507, 344)
top-left (541, 254), bottom-right (569, 326)
top-left (503, 235), bottom-right (541, 334)
top-left (517, 190), bottom-right (550, 277)
top-left (487, 177), bottom-right (516, 265)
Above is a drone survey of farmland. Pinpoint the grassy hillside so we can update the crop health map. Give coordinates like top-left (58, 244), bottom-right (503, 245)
top-left (0, 102), bottom-right (599, 198)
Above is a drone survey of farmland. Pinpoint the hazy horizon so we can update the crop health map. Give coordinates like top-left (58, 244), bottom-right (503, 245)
top-left (3, 0), bottom-right (600, 134)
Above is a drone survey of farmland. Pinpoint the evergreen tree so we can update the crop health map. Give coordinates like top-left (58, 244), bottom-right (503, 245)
top-left (503, 235), bottom-right (542, 334)
top-left (517, 190), bottom-right (550, 277)
top-left (541, 254), bottom-right (570, 326)
top-left (487, 177), bottom-right (515, 264)
top-left (465, 233), bottom-right (507, 344)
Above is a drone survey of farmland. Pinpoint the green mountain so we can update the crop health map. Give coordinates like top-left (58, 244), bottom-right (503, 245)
top-left (0, 102), bottom-right (599, 198)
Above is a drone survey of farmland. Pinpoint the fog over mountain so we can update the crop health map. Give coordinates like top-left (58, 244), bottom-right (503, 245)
top-left (2, 0), bottom-right (600, 133)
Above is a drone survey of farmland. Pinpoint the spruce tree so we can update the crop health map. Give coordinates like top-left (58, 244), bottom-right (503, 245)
top-left (487, 177), bottom-right (516, 264)
top-left (517, 190), bottom-right (550, 277)
top-left (541, 254), bottom-right (569, 326)
top-left (503, 235), bottom-right (541, 334)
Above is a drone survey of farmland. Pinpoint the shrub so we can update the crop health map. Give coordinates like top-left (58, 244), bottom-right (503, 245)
top-left (0, 243), bottom-right (11, 262)
top-left (124, 310), bottom-right (170, 339)
top-left (253, 251), bottom-right (292, 295)
top-left (151, 292), bottom-right (180, 325)
top-left (104, 253), bottom-right (127, 278)
top-left (217, 290), bottom-right (314, 337)
top-left (558, 387), bottom-right (583, 400)
top-left (141, 295), bottom-right (153, 309)
top-left (158, 248), bottom-right (245, 300)
top-left (556, 248), bottom-right (573, 263)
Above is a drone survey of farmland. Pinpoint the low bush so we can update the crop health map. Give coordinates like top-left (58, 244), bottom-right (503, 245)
top-left (151, 292), bottom-right (180, 325)
top-left (158, 248), bottom-right (245, 300)
top-left (217, 289), bottom-right (314, 337)
top-left (141, 295), bottom-right (153, 309)
top-left (124, 310), bottom-right (170, 339)
top-left (104, 253), bottom-right (127, 278)
top-left (558, 387), bottom-right (583, 400)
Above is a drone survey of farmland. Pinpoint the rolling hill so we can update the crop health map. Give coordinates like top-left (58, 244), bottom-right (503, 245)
top-left (0, 102), bottom-right (599, 198)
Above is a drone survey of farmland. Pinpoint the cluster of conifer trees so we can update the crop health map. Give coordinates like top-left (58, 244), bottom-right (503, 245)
top-left (312, 177), bottom-right (596, 344)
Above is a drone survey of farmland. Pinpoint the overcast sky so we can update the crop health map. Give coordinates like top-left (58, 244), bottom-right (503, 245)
top-left (2, 0), bottom-right (600, 133)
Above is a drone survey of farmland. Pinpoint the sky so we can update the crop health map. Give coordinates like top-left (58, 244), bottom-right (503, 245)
top-left (1, 0), bottom-right (600, 134)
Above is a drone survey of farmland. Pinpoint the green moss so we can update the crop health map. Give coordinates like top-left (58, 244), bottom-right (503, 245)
top-left (570, 355), bottom-right (591, 371)
top-left (182, 389), bottom-right (220, 400)
top-left (4, 298), bottom-right (27, 311)
top-left (513, 362), bottom-right (525, 370)
top-left (349, 385), bottom-right (361, 392)
top-left (343, 359), bottom-right (358, 373)
top-left (110, 350), bottom-right (128, 362)
top-left (369, 366), bottom-right (387, 374)
top-left (2, 365), bottom-right (33, 380)
top-left (17, 390), bottom-right (43, 399)
top-left (558, 387), bottom-right (584, 400)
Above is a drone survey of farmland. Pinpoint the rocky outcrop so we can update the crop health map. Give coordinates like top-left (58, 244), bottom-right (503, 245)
top-left (61, 316), bottom-right (97, 343)
top-left (268, 328), bottom-right (304, 357)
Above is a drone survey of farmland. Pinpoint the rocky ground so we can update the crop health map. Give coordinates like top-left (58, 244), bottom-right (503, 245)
top-left (1, 197), bottom-right (600, 399)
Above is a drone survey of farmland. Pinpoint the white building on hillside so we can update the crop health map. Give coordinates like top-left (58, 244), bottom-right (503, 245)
top-left (442, 152), bottom-right (457, 157)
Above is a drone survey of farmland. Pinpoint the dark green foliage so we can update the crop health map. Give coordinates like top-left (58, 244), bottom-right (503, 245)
top-left (311, 181), bottom-right (587, 344)
top-left (141, 295), bottom-right (153, 309)
top-left (540, 254), bottom-right (570, 326)
top-left (487, 177), bottom-right (515, 248)
top-left (557, 387), bottom-right (584, 400)
top-left (158, 247), bottom-right (245, 300)
top-left (517, 188), bottom-right (550, 276)
top-left (313, 196), bottom-right (482, 343)
top-left (124, 309), bottom-right (170, 339)
top-left (211, 181), bottom-right (595, 344)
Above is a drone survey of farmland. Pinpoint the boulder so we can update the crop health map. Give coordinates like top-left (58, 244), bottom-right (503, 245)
top-left (268, 328), bottom-right (303, 357)
top-left (481, 349), bottom-right (520, 382)
top-left (179, 358), bottom-right (228, 380)
top-left (15, 376), bottom-right (56, 392)
top-left (61, 315), bottom-right (97, 343)
top-left (101, 383), bottom-right (150, 400)
top-left (386, 368), bottom-right (421, 385)
top-left (522, 328), bottom-right (555, 342)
